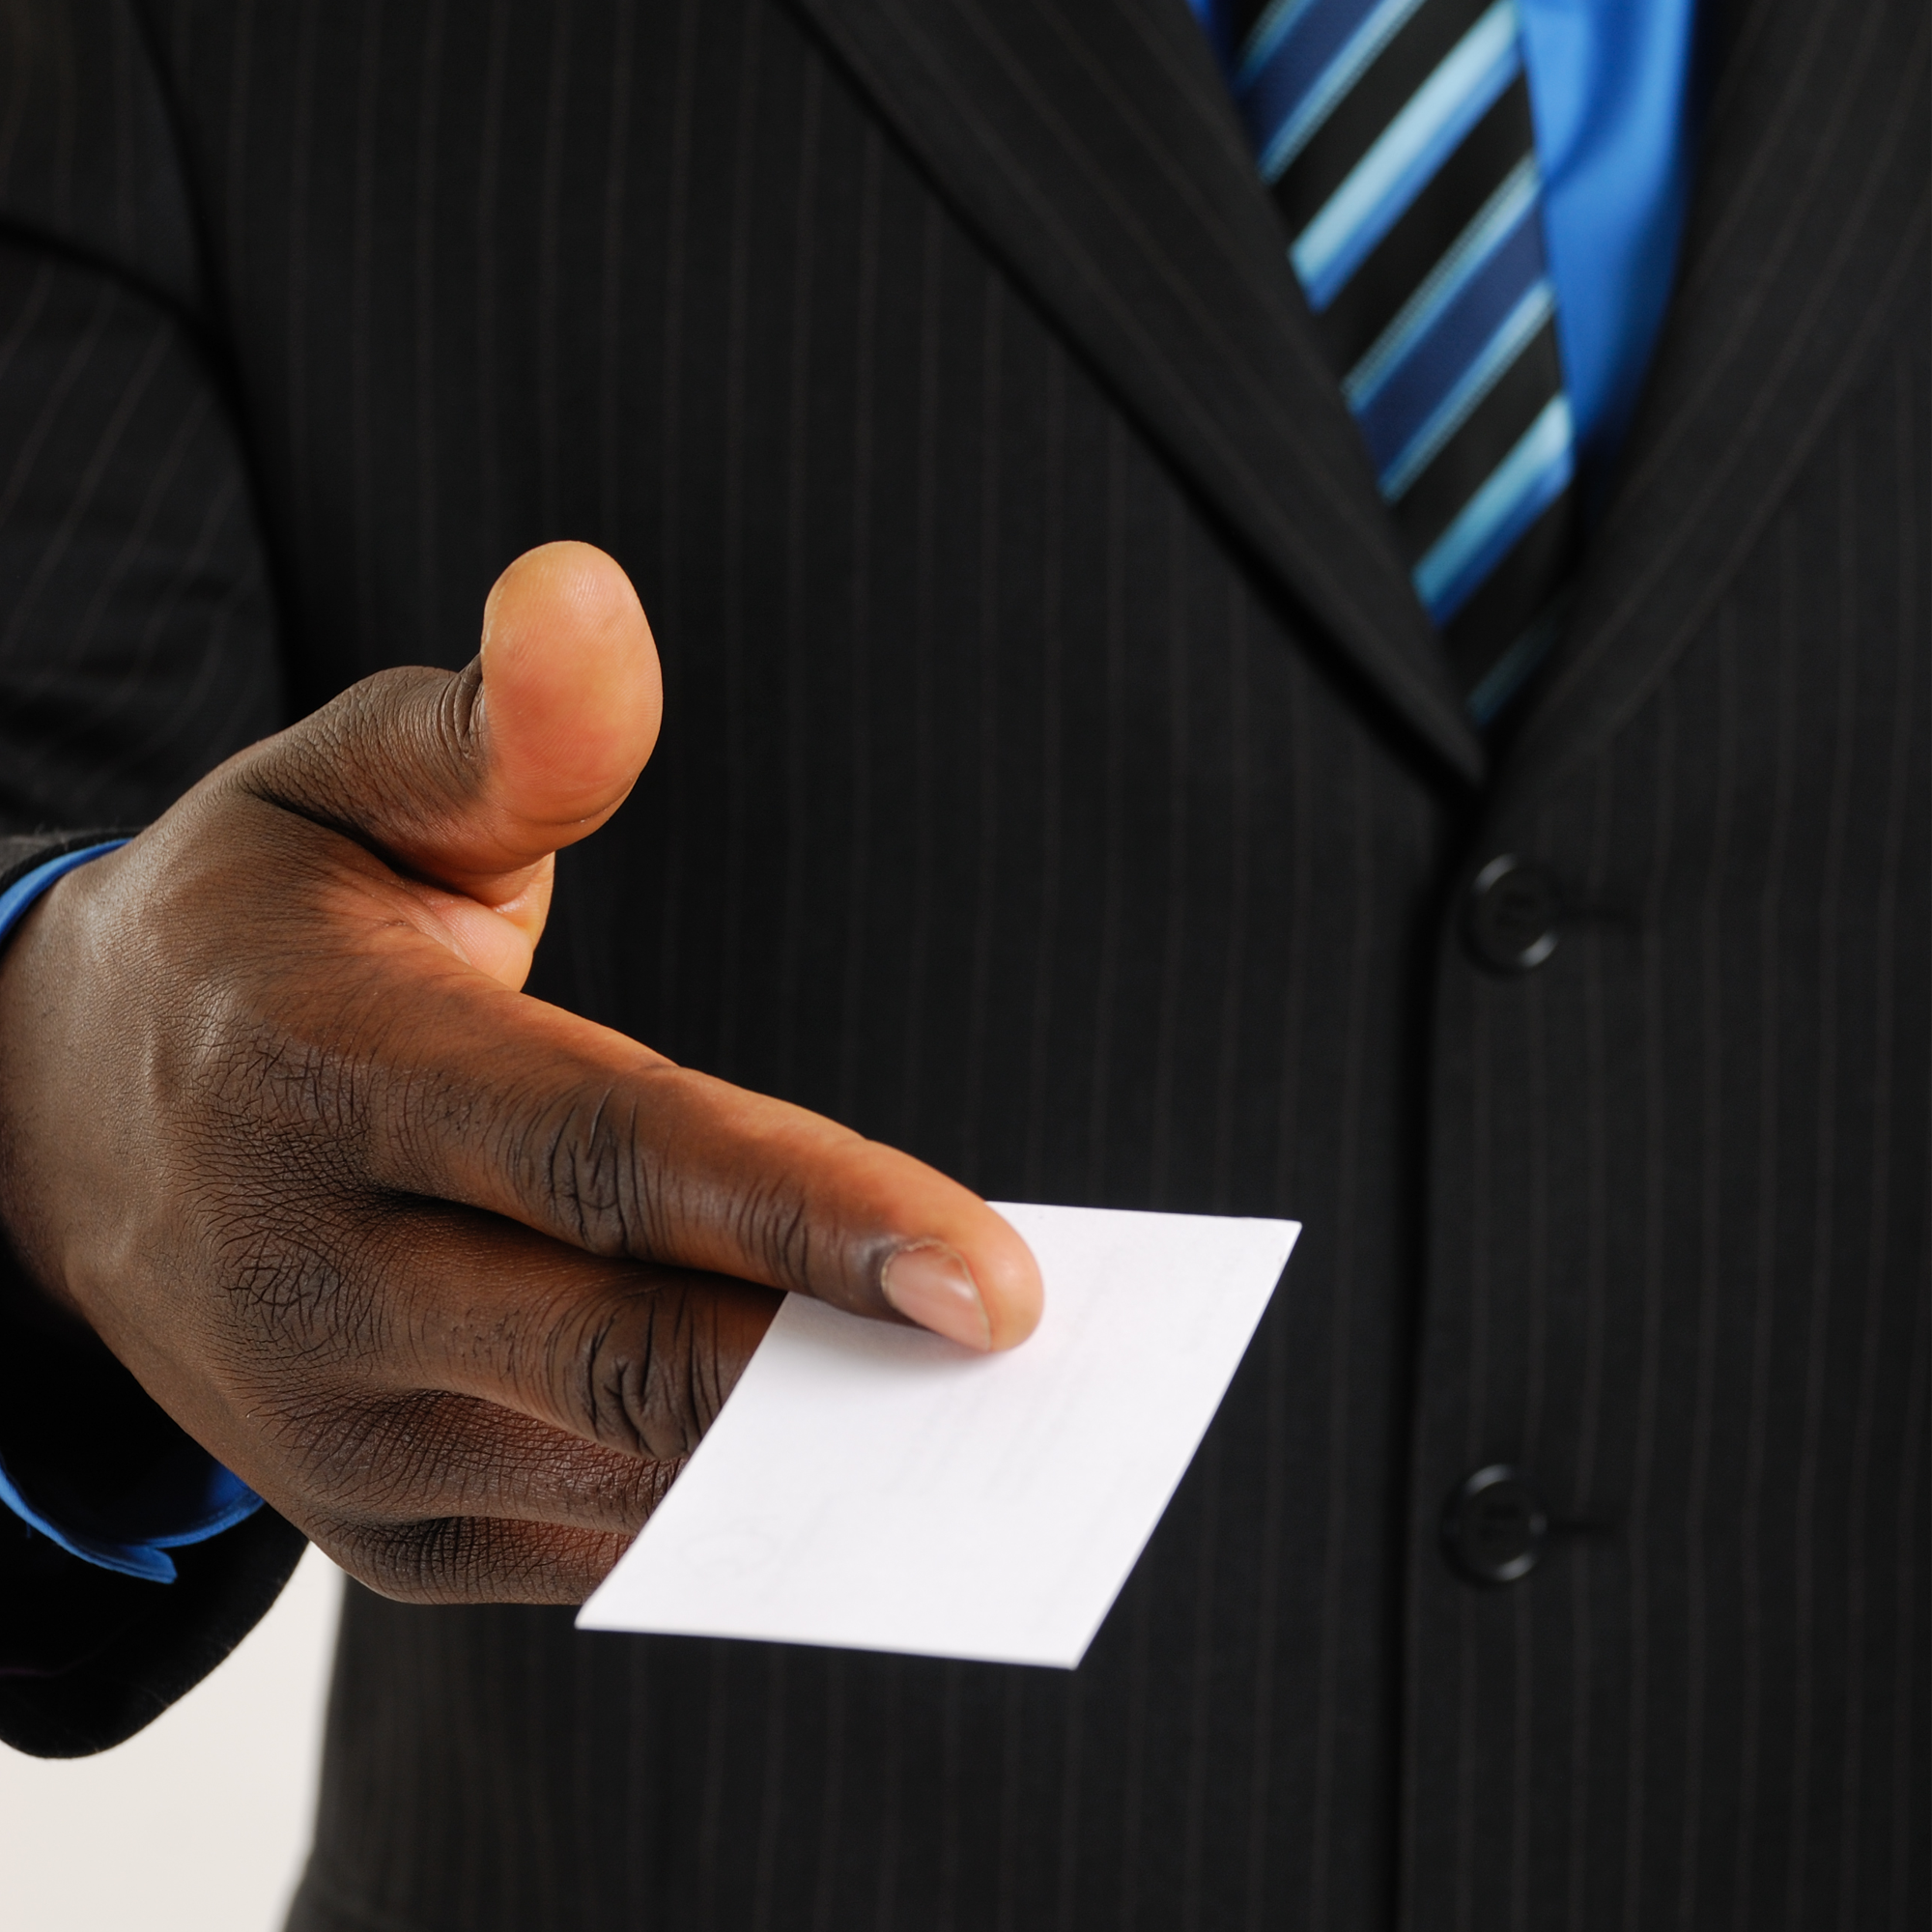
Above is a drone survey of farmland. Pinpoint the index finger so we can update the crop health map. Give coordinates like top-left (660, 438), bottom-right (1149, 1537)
top-left (318, 950), bottom-right (1043, 1353)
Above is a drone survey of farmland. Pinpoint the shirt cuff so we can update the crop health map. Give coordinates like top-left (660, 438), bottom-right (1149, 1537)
top-left (0, 838), bottom-right (265, 1583)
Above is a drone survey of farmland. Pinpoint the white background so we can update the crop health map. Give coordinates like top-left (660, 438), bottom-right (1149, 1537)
top-left (0, 1545), bottom-right (342, 1932)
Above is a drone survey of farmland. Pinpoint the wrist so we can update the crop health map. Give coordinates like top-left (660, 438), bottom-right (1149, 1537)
top-left (0, 837), bottom-right (133, 1332)
top-left (0, 832), bottom-right (265, 1580)
top-left (0, 835), bottom-right (134, 920)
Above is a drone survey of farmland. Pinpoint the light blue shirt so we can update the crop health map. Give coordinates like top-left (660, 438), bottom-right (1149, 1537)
top-left (1517, 0), bottom-right (1701, 480)
top-left (1191, 0), bottom-right (1704, 486)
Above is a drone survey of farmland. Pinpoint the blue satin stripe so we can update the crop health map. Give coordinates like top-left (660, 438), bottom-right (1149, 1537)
top-left (1235, 0), bottom-right (1321, 85)
top-left (1355, 205), bottom-right (1546, 476)
top-left (1463, 595), bottom-right (1571, 724)
top-left (1343, 153), bottom-right (1540, 408)
top-left (1414, 393), bottom-right (1574, 618)
top-left (1375, 271), bottom-right (1554, 496)
top-left (1292, 0), bottom-right (1521, 308)
top-left (1188, 0), bottom-right (1703, 487)
top-left (1190, 0), bottom-right (1701, 717)
top-left (1247, 0), bottom-right (1428, 182)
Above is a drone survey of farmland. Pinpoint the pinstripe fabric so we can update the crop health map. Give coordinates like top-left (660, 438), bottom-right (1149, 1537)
top-left (148, 3), bottom-right (1434, 1919)
top-left (1408, 337), bottom-right (1930, 1931)
top-left (0, 0), bottom-right (280, 832)
top-left (251, 14), bottom-right (1448, 1902)
top-left (0, 16), bottom-right (296, 1742)
top-left (1504, 0), bottom-right (1930, 799)
top-left (788, 0), bottom-right (1485, 783)
top-left (0, 0), bottom-right (1923, 1926)
top-left (0, 242), bottom-right (283, 830)
top-left (0, 0), bottom-right (203, 311)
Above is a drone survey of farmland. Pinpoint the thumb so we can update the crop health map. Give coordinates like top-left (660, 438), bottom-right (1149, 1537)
top-left (244, 540), bottom-right (661, 910)
top-left (458, 540), bottom-right (664, 886)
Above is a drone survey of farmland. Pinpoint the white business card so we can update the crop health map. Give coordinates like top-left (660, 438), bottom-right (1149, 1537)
top-left (577, 1201), bottom-right (1298, 1668)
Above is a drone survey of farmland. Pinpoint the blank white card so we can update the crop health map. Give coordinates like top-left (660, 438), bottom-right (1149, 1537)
top-left (578, 1202), bottom-right (1299, 1668)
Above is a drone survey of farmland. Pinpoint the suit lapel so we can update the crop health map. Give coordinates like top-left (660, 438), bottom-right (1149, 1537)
top-left (789, 0), bottom-right (1486, 785)
top-left (1501, 0), bottom-right (1929, 803)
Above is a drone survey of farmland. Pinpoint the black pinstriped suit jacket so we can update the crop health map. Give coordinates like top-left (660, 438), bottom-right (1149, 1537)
top-left (0, 1), bottom-right (1923, 1926)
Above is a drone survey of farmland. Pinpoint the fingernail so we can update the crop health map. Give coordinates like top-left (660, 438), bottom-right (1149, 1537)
top-left (881, 1243), bottom-right (992, 1351)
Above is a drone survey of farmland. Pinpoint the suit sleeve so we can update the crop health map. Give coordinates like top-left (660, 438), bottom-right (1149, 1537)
top-left (0, 0), bottom-right (306, 1756)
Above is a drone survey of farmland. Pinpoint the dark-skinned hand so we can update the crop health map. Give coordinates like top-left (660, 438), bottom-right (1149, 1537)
top-left (0, 542), bottom-right (1042, 1605)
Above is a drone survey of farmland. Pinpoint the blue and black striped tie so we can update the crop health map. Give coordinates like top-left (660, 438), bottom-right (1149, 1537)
top-left (1212, 0), bottom-right (1577, 724)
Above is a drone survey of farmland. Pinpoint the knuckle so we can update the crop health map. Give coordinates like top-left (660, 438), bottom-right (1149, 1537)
top-left (191, 977), bottom-right (392, 1163)
top-left (719, 1159), bottom-right (823, 1298)
top-left (245, 664), bottom-right (477, 843)
top-left (301, 1392), bottom-right (466, 1516)
top-left (508, 1084), bottom-right (641, 1256)
top-left (339, 1518), bottom-right (477, 1604)
top-left (332, 1517), bottom-right (605, 1606)
top-left (198, 1208), bottom-right (385, 1372)
top-left (729, 1173), bottom-right (818, 1295)
top-left (571, 1290), bottom-right (717, 1461)
top-left (337, 1516), bottom-right (499, 1605)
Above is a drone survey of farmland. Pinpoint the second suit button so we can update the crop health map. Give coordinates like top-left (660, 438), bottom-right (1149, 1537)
top-left (1464, 855), bottom-right (1562, 971)
top-left (1443, 1465), bottom-right (1548, 1583)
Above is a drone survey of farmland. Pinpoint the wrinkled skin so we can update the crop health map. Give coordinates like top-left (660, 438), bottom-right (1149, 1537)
top-left (0, 543), bottom-right (1041, 1605)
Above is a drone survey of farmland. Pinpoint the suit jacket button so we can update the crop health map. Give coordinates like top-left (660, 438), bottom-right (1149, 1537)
top-left (1443, 1465), bottom-right (1548, 1583)
top-left (1465, 855), bottom-right (1561, 970)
